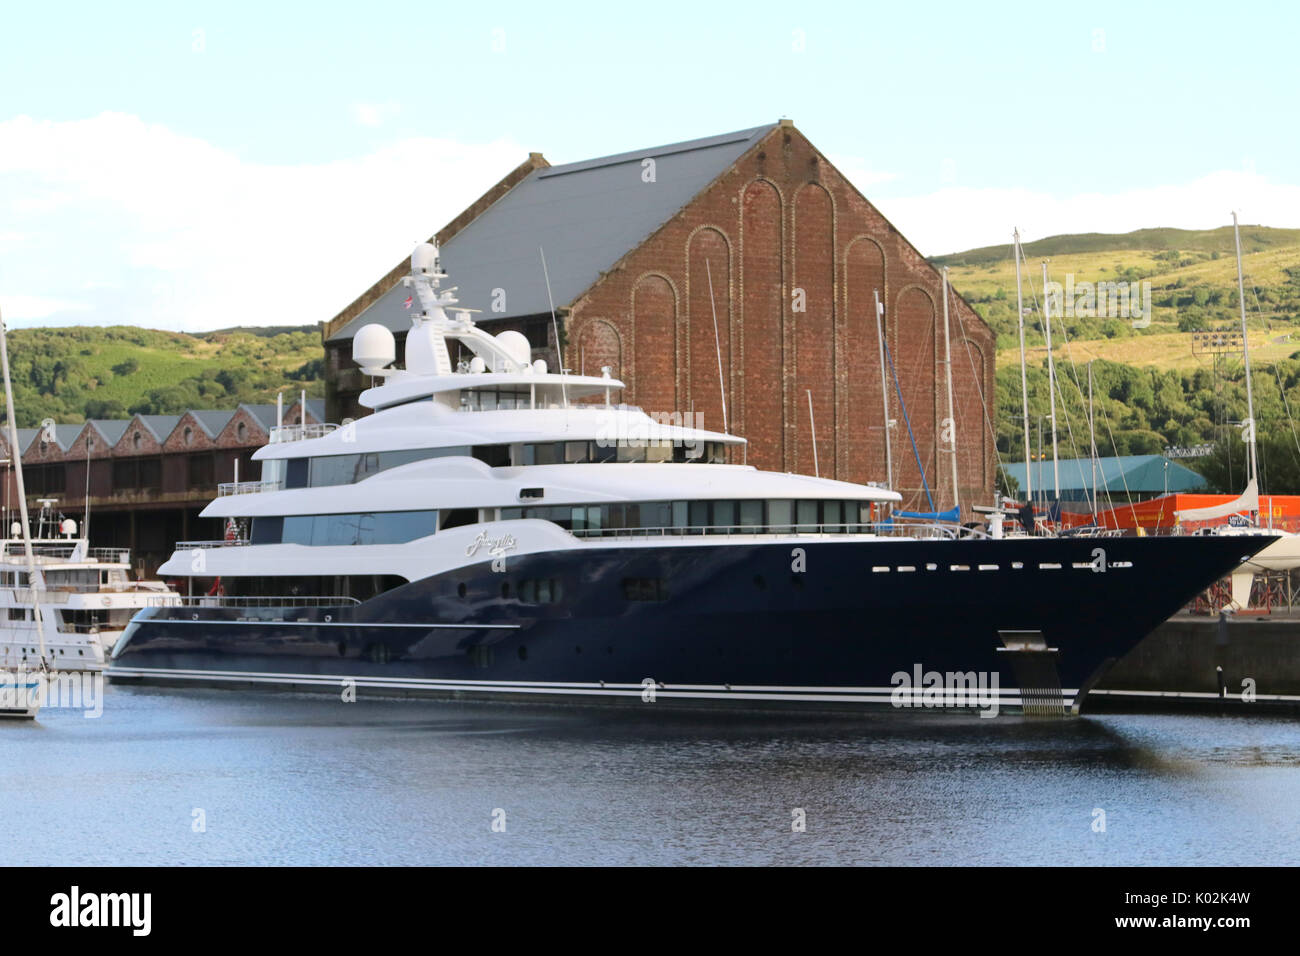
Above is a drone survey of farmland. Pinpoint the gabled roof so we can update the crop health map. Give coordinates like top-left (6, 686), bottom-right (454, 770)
top-left (327, 123), bottom-right (779, 342)
top-left (88, 420), bottom-right (131, 446)
top-left (303, 398), bottom-right (325, 422)
top-left (48, 424), bottom-right (84, 450)
top-left (135, 415), bottom-right (182, 441)
top-left (237, 404), bottom-right (279, 431)
top-left (1002, 455), bottom-right (1207, 500)
top-left (188, 409), bottom-right (236, 438)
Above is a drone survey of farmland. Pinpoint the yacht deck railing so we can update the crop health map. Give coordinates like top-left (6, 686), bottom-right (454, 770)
top-left (217, 480), bottom-right (282, 497)
top-left (569, 519), bottom-right (986, 541)
top-left (269, 423), bottom-right (337, 443)
top-left (175, 595), bottom-right (362, 608)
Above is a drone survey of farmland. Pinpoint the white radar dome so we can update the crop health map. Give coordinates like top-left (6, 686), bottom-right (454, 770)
top-left (468, 356), bottom-right (486, 374)
top-left (495, 330), bottom-right (532, 369)
top-left (410, 242), bottom-right (440, 275)
top-left (353, 324), bottom-right (396, 374)
top-left (60, 518), bottom-right (77, 537)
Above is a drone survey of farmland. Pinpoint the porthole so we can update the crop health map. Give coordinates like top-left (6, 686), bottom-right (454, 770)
top-left (336, 639), bottom-right (347, 657)
top-left (457, 582), bottom-right (467, 598)
top-left (517, 645), bottom-right (528, 662)
top-left (501, 581), bottom-right (511, 599)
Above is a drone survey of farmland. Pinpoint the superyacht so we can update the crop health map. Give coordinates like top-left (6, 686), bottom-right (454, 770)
top-left (110, 243), bottom-right (1274, 713)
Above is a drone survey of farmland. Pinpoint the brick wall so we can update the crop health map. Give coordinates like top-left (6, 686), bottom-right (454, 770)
top-left (565, 122), bottom-right (997, 510)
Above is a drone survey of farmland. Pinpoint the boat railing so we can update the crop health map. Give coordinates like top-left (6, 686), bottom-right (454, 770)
top-left (174, 595), bottom-right (363, 608)
top-left (269, 423), bottom-right (337, 444)
top-left (569, 519), bottom-right (984, 541)
top-left (217, 480), bottom-right (282, 497)
top-left (0, 542), bottom-right (130, 563)
top-left (176, 539), bottom-right (251, 549)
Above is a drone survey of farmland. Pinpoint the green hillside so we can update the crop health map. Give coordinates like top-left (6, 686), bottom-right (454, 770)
top-left (0, 325), bottom-right (324, 427)
top-left (937, 225), bottom-right (1300, 493)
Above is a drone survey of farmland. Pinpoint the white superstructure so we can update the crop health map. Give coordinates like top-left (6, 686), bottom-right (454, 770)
top-left (159, 242), bottom-right (904, 592)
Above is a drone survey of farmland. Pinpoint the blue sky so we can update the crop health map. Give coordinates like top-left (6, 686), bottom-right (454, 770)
top-left (2, 0), bottom-right (1297, 329)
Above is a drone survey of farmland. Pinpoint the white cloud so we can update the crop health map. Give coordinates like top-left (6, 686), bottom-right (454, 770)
top-left (0, 112), bottom-right (527, 331)
top-left (866, 171), bottom-right (1300, 257)
top-left (352, 102), bottom-right (401, 128)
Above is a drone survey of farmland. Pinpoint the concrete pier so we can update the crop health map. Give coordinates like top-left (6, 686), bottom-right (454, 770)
top-left (1088, 610), bottom-right (1300, 713)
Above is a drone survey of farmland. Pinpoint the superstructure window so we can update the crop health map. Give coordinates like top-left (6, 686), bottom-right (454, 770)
top-left (250, 510), bottom-right (438, 546)
top-left (498, 499), bottom-right (872, 535)
top-left (268, 438), bottom-right (734, 490)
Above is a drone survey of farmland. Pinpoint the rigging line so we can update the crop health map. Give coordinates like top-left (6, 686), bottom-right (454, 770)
top-left (952, 286), bottom-right (1009, 487)
top-left (1031, 245), bottom-right (1124, 516)
top-left (1017, 245), bottom-right (1088, 511)
top-left (884, 338), bottom-right (936, 511)
top-left (1047, 304), bottom-right (1103, 517)
top-left (1248, 282), bottom-right (1300, 470)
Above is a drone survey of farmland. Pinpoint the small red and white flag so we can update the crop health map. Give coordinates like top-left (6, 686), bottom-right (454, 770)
top-left (402, 295), bottom-right (413, 309)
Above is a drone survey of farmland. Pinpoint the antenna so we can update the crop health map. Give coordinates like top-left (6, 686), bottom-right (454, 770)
top-left (705, 259), bottom-right (729, 435)
top-left (539, 246), bottom-right (568, 409)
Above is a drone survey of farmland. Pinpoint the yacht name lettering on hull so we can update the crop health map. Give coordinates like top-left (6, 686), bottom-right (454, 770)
top-left (466, 531), bottom-right (518, 573)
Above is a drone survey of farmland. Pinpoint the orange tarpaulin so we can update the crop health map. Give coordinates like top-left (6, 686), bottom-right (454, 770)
top-left (1053, 493), bottom-right (1300, 533)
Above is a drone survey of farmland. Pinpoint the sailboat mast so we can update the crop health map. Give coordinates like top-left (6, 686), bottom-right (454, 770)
top-left (1232, 212), bottom-right (1259, 496)
top-left (1088, 360), bottom-right (1099, 519)
top-left (1041, 260), bottom-right (1061, 503)
top-left (941, 267), bottom-right (960, 513)
top-left (0, 306), bottom-right (46, 666)
top-left (1014, 230), bottom-right (1033, 502)
top-left (874, 290), bottom-right (893, 490)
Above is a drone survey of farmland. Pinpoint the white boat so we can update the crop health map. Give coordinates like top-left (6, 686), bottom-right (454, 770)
top-left (0, 525), bottom-right (179, 674)
top-left (107, 242), bottom-right (1275, 715)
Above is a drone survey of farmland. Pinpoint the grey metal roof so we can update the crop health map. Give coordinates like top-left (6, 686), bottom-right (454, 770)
top-left (137, 415), bottom-right (181, 441)
top-left (239, 404), bottom-right (279, 431)
top-left (304, 398), bottom-right (325, 422)
top-left (189, 409), bottom-right (236, 437)
top-left (89, 420), bottom-right (131, 445)
top-left (328, 123), bottom-right (778, 342)
top-left (13, 428), bottom-right (37, 455)
top-left (52, 424), bottom-right (84, 449)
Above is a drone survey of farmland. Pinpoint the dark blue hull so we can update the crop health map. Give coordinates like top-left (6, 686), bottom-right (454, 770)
top-left (110, 534), bottom-right (1270, 713)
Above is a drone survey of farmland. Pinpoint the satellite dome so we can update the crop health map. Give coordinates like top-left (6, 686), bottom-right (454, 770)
top-left (60, 518), bottom-right (77, 537)
top-left (410, 242), bottom-right (440, 275)
top-left (495, 330), bottom-right (531, 368)
top-left (353, 324), bottom-right (396, 374)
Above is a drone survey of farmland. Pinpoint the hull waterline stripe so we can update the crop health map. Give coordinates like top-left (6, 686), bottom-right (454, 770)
top-left (106, 666), bottom-right (1072, 706)
top-left (145, 619), bottom-right (519, 630)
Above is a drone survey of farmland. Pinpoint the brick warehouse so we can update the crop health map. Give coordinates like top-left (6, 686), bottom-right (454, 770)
top-left (0, 399), bottom-right (323, 577)
top-left (322, 121), bottom-right (996, 511)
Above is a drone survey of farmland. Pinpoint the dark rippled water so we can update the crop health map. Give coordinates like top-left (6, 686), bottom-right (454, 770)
top-left (3, 684), bottom-right (1298, 865)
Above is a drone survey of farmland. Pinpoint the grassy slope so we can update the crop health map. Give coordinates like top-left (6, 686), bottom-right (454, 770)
top-left (937, 226), bottom-right (1300, 373)
top-left (3, 325), bottom-right (324, 424)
